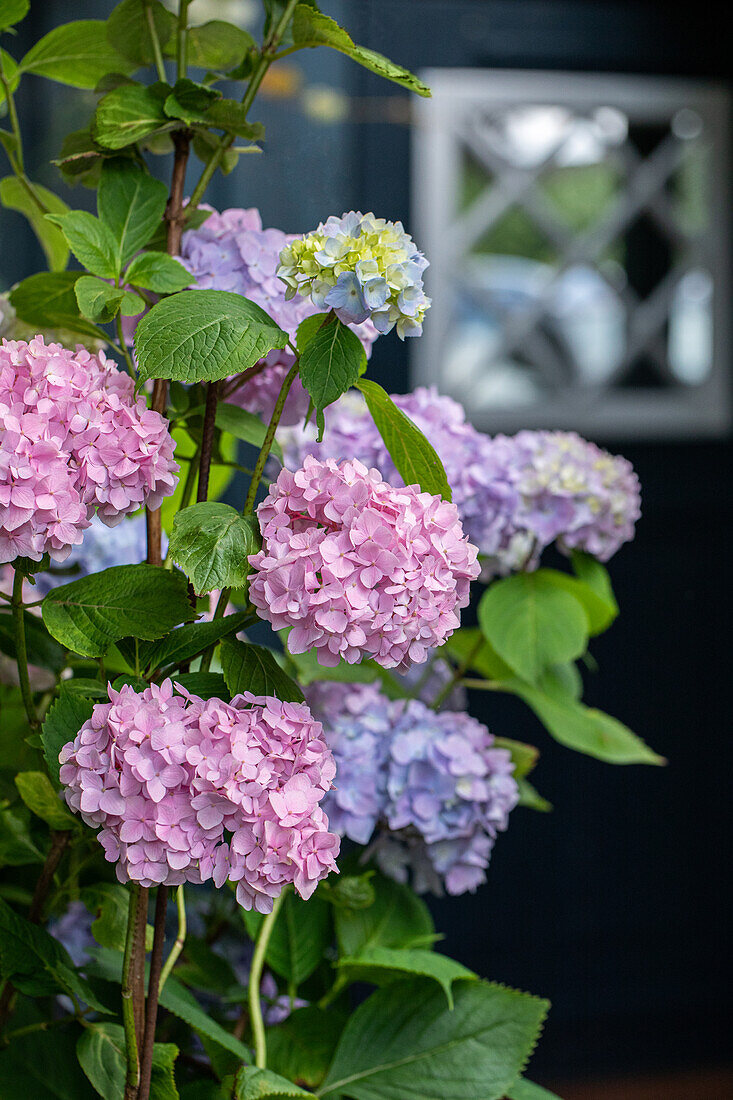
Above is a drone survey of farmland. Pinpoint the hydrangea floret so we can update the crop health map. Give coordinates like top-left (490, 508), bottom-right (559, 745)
top-left (277, 211), bottom-right (431, 339)
top-left (0, 338), bottom-right (178, 564)
top-left (248, 455), bottom-right (480, 670)
top-left (179, 207), bottom-right (377, 424)
top-left (59, 680), bottom-right (339, 912)
top-left (307, 681), bottom-right (519, 895)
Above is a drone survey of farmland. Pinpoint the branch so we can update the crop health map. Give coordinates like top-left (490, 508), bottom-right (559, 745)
top-left (137, 886), bottom-right (169, 1100)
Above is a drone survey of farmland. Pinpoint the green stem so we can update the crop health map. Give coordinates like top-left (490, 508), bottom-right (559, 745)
top-left (158, 885), bottom-right (186, 994)
top-left (122, 885), bottom-right (143, 1095)
top-left (431, 635), bottom-right (484, 711)
top-left (11, 567), bottom-right (39, 730)
top-left (144, 0), bottom-right (167, 82)
top-left (248, 888), bottom-right (287, 1069)
top-left (176, 0), bottom-right (191, 80)
top-left (0, 52), bottom-right (50, 217)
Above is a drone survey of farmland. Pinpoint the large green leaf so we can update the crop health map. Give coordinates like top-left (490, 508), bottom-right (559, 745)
top-left (533, 566), bottom-right (617, 636)
top-left (510, 682), bottom-right (665, 766)
top-left (14, 770), bottom-right (78, 831)
top-left (357, 378), bottom-right (451, 501)
top-left (336, 947), bottom-right (476, 1009)
top-left (317, 979), bottom-right (548, 1099)
top-left (169, 503), bottom-right (260, 595)
top-left (478, 572), bottom-right (589, 685)
top-left (45, 210), bottom-right (120, 279)
top-left (42, 564), bottom-right (194, 658)
top-left (298, 317), bottom-right (365, 439)
top-left (19, 20), bottom-right (134, 88)
top-left (0, 0), bottom-right (29, 32)
top-left (242, 891), bottom-right (331, 985)
top-left (174, 672), bottom-right (229, 700)
top-left (0, 1026), bottom-right (97, 1099)
top-left (140, 610), bottom-right (253, 674)
top-left (106, 0), bottom-right (176, 66)
top-left (77, 1023), bottom-right (179, 1100)
top-left (134, 289), bottom-right (288, 385)
top-left (9, 271), bottom-right (108, 341)
top-left (93, 82), bottom-right (172, 150)
top-left (81, 883), bottom-right (132, 951)
top-left (291, 6), bottom-right (430, 97)
top-left (267, 1007), bottom-right (347, 1091)
top-left (173, 20), bottom-right (255, 71)
top-left (334, 873), bottom-right (435, 957)
top-left (0, 176), bottom-right (69, 270)
top-left (41, 689), bottom-right (96, 782)
top-left (234, 1067), bottom-right (310, 1100)
top-left (74, 275), bottom-right (144, 322)
top-left (507, 1079), bottom-right (562, 1099)
top-left (220, 638), bottom-right (304, 703)
top-left (125, 251), bottom-right (192, 293)
top-left (97, 158), bottom-right (168, 265)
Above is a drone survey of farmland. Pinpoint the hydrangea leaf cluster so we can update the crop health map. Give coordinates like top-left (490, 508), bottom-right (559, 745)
top-left (248, 456), bottom-right (480, 670)
top-left (279, 387), bottom-right (641, 578)
top-left (179, 207), bottom-right (377, 425)
top-left (307, 681), bottom-right (519, 896)
top-left (277, 210), bottom-right (431, 339)
top-left (59, 680), bottom-right (340, 912)
top-left (0, 338), bottom-right (178, 564)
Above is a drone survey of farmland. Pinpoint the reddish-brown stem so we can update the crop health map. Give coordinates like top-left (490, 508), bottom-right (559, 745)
top-left (196, 381), bottom-right (219, 503)
top-left (137, 886), bottom-right (169, 1100)
top-left (131, 886), bottom-right (149, 1055)
top-left (146, 129), bottom-right (191, 566)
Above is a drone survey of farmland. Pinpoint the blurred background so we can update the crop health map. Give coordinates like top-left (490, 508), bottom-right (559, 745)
top-left (1, 2), bottom-right (731, 1095)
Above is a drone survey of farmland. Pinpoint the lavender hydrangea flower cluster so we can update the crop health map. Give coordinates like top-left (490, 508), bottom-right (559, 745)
top-left (179, 207), bottom-right (377, 425)
top-left (307, 682), bottom-right (518, 896)
top-left (249, 456), bottom-right (480, 670)
top-left (59, 680), bottom-right (340, 912)
top-left (277, 211), bottom-right (431, 339)
top-left (279, 388), bottom-right (641, 578)
top-left (0, 338), bottom-right (178, 564)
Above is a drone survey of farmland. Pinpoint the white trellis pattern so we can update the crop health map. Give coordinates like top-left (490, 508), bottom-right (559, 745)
top-left (412, 70), bottom-right (731, 439)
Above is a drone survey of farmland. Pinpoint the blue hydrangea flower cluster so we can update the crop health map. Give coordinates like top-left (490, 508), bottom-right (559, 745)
top-left (279, 388), bottom-right (641, 579)
top-left (277, 211), bottom-right (431, 339)
top-left (306, 681), bottom-right (518, 896)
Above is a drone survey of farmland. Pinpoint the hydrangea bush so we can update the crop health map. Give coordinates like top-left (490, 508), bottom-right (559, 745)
top-left (0, 4), bottom-right (662, 1099)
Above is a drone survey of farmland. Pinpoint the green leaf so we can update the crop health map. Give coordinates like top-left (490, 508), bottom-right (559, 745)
top-left (0, 176), bottom-right (69, 271)
top-left (19, 21), bottom-right (134, 88)
top-left (14, 771), bottom-right (78, 830)
top-left (478, 572), bottom-right (589, 685)
top-left (179, 21), bottom-right (256, 71)
top-left (45, 210), bottom-right (120, 279)
top-left (537, 661), bottom-right (582, 702)
top-left (93, 82), bottom-right (171, 150)
top-left (164, 77), bottom-right (220, 125)
top-left (321, 872), bottom-right (375, 911)
top-left (220, 638), bottom-right (304, 703)
top-left (81, 883), bottom-right (131, 951)
top-left (98, 157), bottom-right (168, 265)
top-left (510, 683), bottom-right (665, 766)
top-left (174, 672), bottom-right (229, 700)
top-left (516, 778), bottom-right (552, 813)
top-left (41, 690), bottom-right (96, 783)
top-left (204, 99), bottom-right (263, 140)
top-left (334, 872), bottom-right (435, 957)
top-left (295, 312), bottom-right (328, 353)
top-left (9, 271), bottom-right (107, 341)
top-left (215, 402), bottom-right (283, 461)
top-left (169, 503), bottom-right (260, 595)
top-left (74, 275), bottom-right (144, 322)
top-left (106, 0), bottom-right (176, 66)
top-left (0, 607), bottom-right (67, 672)
top-left (299, 318), bottom-right (365, 439)
top-left (0, 804), bottom-right (45, 867)
top-left (0, 49), bottom-right (19, 109)
top-left (356, 378), bottom-right (451, 501)
top-left (234, 1067), bottom-right (310, 1100)
top-left (0, 1026), bottom-right (97, 1099)
top-left (291, 5), bottom-right (431, 97)
top-left (41, 564), bottom-right (194, 658)
top-left (337, 947), bottom-right (475, 1009)
top-left (51, 128), bottom-right (107, 189)
top-left (507, 1080), bottom-right (561, 1100)
top-left (267, 1007), bottom-right (347, 1091)
top-left (77, 1023), bottom-right (179, 1100)
top-left (125, 251), bottom-right (192, 293)
top-left (134, 289), bottom-right (288, 385)
top-left (572, 551), bottom-right (619, 617)
top-left (0, 0), bottom-right (29, 32)
top-left (318, 979), bottom-right (548, 1099)
top-left (533, 566), bottom-right (617, 636)
top-left (159, 978), bottom-right (252, 1063)
top-left (141, 610), bottom-right (253, 673)
top-left (242, 891), bottom-right (331, 985)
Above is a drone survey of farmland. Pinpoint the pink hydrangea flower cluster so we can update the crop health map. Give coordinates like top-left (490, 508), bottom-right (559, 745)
top-left (59, 680), bottom-right (339, 912)
top-left (248, 456), bottom-right (480, 670)
top-left (0, 338), bottom-right (178, 564)
top-left (179, 207), bottom-right (377, 425)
